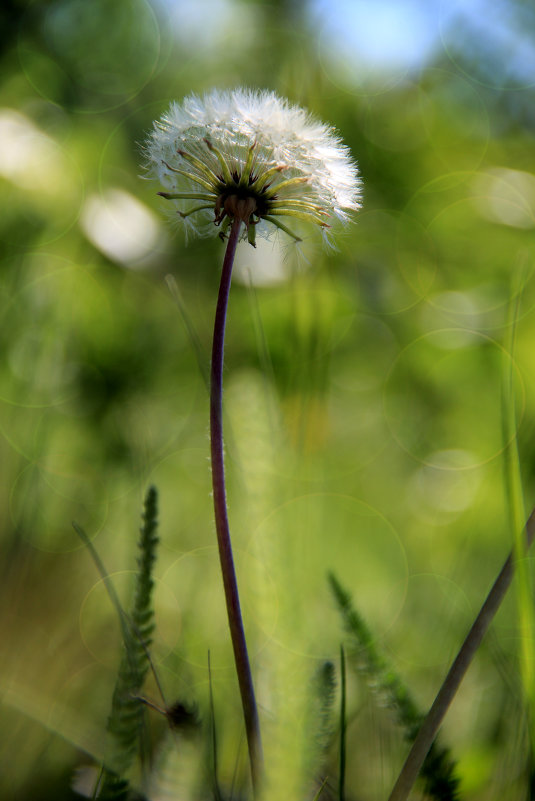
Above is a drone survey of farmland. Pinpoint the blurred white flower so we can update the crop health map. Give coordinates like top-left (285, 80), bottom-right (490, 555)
top-left (80, 188), bottom-right (166, 268)
top-left (144, 88), bottom-right (361, 245)
top-left (0, 109), bottom-right (65, 191)
top-left (472, 167), bottom-right (535, 229)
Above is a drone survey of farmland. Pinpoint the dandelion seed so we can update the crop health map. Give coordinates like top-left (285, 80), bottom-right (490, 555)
top-left (144, 88), bottom-right (362, 245)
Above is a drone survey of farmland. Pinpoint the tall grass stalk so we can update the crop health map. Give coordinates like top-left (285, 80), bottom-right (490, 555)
top-left (388, 507), bottom-right (535, 801)
top-left (502, 292), bottom-right (535, 751)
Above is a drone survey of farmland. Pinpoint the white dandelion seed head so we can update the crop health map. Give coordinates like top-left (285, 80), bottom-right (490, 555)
top-left (143, 88), bottom-right (362, 245)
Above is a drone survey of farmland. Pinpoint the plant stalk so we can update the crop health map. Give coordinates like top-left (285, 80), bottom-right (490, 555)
top-left (388, 506), bottom-right (535, 801)
top-left (210, 216), bottom-right (263, 793)
top-left (339, 645), bottom-right (347, 801)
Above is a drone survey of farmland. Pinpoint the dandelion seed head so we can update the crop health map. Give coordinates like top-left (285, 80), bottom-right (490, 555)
top-left (144, 88), bottom-right (361, 245)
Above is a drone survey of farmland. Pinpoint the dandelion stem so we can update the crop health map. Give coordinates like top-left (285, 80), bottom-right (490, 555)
top-left (210, 215), bottom-right (263, 793)
top-left (388, 505), bottom-right (535, 801)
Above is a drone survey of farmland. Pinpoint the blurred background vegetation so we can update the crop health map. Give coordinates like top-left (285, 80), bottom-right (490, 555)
top-left (1, 0), bottom-right (535, 798)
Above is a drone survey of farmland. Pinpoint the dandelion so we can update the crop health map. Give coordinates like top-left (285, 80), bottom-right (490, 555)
top-left (144, 89), bottom-right (361, 796)
top-left (145, 88), bottom-right (361, 245)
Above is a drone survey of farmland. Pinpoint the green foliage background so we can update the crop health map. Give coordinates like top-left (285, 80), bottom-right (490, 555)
top-left (1, 1), bottom-right (535, 799)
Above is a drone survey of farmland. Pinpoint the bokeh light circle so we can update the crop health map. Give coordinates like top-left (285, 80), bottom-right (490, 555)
top-left (79, 571), bottom-right (181, 668)
top-left (161, 546), bottom-right (278, 669)
top-left (0, 108), bottom-right (84, 245)
top-left (390, 572), bottom-right (472, 668)
top-left (314, 4), bottom-right (411, 97)
top-left (10, 462), bottom-right (109, 553)
top-left (250, 493), bottom-right (408, 658)
top-left (417, 69), bottom-right (490, 173)
top-left (18, 0), bottom-right (161, 113)
top-left (355, 209), bottom-right (437, 313)
top-left (439, 0), bottom-right (535, 91)
top-left (384, 329), bottom-right (525, 468)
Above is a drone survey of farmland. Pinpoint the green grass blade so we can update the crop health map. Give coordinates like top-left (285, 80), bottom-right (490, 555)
top-left (207, 651), bottom-right (223, 801)
top-left (502, 290), bottom-right (535, 755)
top-left (165, 274), bottom-right (209, 391)
top-left (339, 645), bottom-right (346, 801)
top-left (73, 522), bottom-right (132, 650)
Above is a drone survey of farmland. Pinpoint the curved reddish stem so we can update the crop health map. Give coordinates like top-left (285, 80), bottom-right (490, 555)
top-left (210, 217), bottom-right (263, 793)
